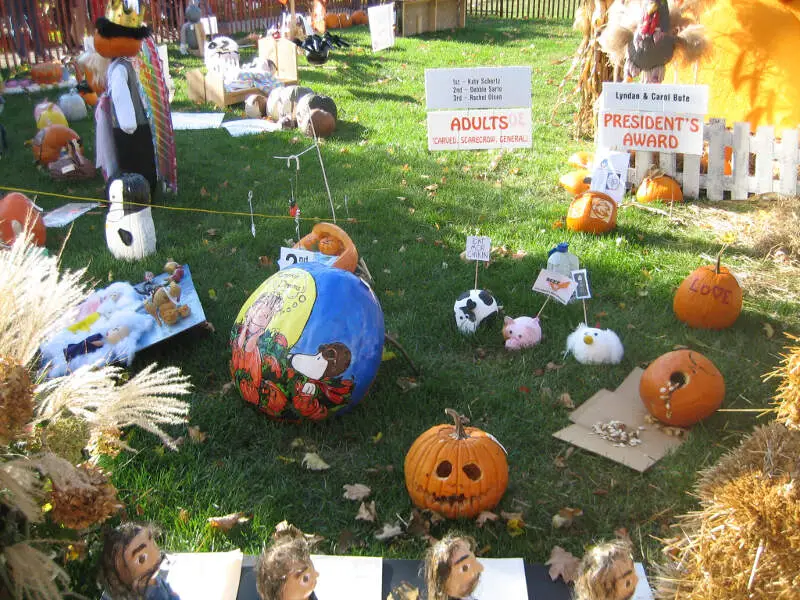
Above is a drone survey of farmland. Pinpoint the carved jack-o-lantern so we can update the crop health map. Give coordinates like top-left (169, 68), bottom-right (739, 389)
top-left (566, 191), bottom-right (618, 234)
top-left (404, 409), bottom-right (509, 519)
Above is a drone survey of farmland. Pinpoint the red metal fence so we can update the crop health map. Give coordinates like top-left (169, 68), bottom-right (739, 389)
top-left (0, 0), bottom-right (577, 68)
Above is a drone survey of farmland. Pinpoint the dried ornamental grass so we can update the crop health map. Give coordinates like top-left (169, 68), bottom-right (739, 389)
top-left (765, 333), bottom-right (800, 431)
top-left (656, 422), bottom-right (800, 600)
top-left (4, 542), bottom-right (71, 600)
top-left (0, 354), bottom-right (34, 443)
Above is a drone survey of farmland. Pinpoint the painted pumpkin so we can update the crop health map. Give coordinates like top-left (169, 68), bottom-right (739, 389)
top-left (295, 223), bottom-right (358, 272)
top-left (351, 10), bottom-right (368, 25)
top-left (93, 33), bottom-right (143, 59)
top-left (30, 62), bottom-right (63, 85)
top-left (325, 13), bottom-right (341, 29)
top-left (567, 150), bottom-right (593, 169)
top-left (0, 192), bottom-right (46, 246)
top-left (640, 350), bottom-right (724, 427)
top-left (566, 191), bottom-right (618, 234)
top-left (31, 125), bottom-right (81, 166)
top-left (673, 251), bottom-right (742, 329)
top-left (404, 408), bottom-right (509, 519)
top-left (636, 173), bottom-right (683, 203)
top-left (34, 101), bottom-right (68, 129)
top-left (559, 169), bottom-right (591, 195)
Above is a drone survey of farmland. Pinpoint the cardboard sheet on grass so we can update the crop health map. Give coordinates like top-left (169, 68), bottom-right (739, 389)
top-left (553, 368), bottom-right (686, 472)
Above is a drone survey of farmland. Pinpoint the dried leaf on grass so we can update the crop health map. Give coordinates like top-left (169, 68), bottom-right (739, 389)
top-left (187, 425), bottom-right (207, 443)
top-left (302, 452), bottom-right (330, 471)
top-left (476, 511), bottom-right (499, 527)
top-left (375, 522), bottom-right (404, 541)
top-left (355, 500), bottom-right (378, 522)
top-left (396, 377), bottom-right (419, 392)
top-left (546, 546), bottom-right (581, 583)
top-left (208, 512), bottom-right (250, 531)
top-left (343, 483), bottom-right (371, 501)
top-left (552, 507), bottom-right (583, 529)
top-left (558, 393), bottom-right (575, 409)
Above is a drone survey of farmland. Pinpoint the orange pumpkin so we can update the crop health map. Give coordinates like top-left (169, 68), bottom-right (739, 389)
top-left (31, 125), bottom-right (81, 166)
top-left (701, 146), bottom-right (733, 176)
top-left (295, 222), bottom-right (358, 272)
top-left (31, 62), bottom-right (63, 85)
top-left (93, 33), bottom-right (143, 59)
top-left (325, 13), bottom-right (341, 29)
top-left (351, 10), bottom-right (369, 25)
top-left (636, 173), bottom-right (683, 203)
top-left (567, 150), bottom-right (593, 169)
top-left (559, 169), bottom-right (591, 195)
top-left (338, 13), bottom-right (352, 27)
top-left (404, 408), bottom-right (509, 519)
top-left (673, 251), bottom-right (742, 330)
top-left (0, 193), bottom-right (46, 247)
top-left (640, 350), bottom-right (724, 427)
top-left (566, 191), bottom-right (618, 234)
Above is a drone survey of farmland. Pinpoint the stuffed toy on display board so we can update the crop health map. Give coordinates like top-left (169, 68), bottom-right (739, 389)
top-left (255, 521), bottom-right (320, 600)
top-left (424, 534), bottom-right (484, 600)
top-left (574, 539), bottom-right (639, 600)
top-left (230, 262), bottom-right (384, 422)
top-left (105, 172), bottom-right (157, 261)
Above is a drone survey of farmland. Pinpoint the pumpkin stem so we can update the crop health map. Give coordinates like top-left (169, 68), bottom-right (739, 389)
top-left (444, 408), bottom-right (470, 440)
top-left (715, 244), bottom-right (728, 275)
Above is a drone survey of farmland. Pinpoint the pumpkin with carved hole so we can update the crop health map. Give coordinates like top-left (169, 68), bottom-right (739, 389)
top-left (636, 172), bottom-right (683, 203)
top-left (0, 192), bottom-right (46, 246)
top-left (640, 350), bottom-right (724, 427)
top-left (673, 250), bottom-right (742, 329)
top-left (559, 169), bottom-right (591, 195)
top-left (567, 190), bottom-right (618, 234)
top-left (404, 408), bottom-right (508, 519)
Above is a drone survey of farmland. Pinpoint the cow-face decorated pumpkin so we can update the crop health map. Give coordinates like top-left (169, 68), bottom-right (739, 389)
top-left (673, 250), bottom-right (742, 330)
top-left (0, 192), bottom-right (46, 247)
top-left (639, 349), bottom-right (724, 427)
top-left (405, 408), bottom-right (508, 519)
top-left (453, 290), bottom-right (499, 335)
top-left (566, 190), bottom-right (618, 234)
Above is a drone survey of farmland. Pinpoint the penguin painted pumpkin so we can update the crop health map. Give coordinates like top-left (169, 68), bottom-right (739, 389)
top-left (230, 263), bottom-right (384, 422)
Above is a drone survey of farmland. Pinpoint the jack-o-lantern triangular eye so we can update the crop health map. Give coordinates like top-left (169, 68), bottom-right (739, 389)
top-left (462, 464), bottom-right (481, 481)
top-left (436, 461), bottom-right (452, 478)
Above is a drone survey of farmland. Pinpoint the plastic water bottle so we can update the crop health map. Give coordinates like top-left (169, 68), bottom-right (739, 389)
top-left (547, 242), bottom-right (579, 277)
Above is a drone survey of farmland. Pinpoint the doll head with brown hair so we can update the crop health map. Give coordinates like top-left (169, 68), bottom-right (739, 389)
top-left (424, 534), bottom-right (484, 600)
top-left (255, 522), bottom-right (319, 600)
top-left (98, 522), bottom-right (165, 600)
top-left (574, 539), bottom-right (639, 600)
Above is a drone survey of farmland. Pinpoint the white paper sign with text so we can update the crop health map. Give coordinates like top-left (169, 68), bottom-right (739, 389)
top-left (532, 269), bottom-right (578, 305)
top-left (368, 3), bottom-right (395, 52)
top-left (589, 150), bottom-right (630, 204)
top-left (278, 247), bottom-right (318, 270)
top-left (425, 67), bottom-right (532, 110)
top-left (428, 109), bottom-right (532, 150)
top-left (466, 236), bottom-right (491, 261)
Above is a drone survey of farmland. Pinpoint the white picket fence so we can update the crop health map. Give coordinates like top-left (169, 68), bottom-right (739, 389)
top-left (626, 118), bottom-right (800, 200)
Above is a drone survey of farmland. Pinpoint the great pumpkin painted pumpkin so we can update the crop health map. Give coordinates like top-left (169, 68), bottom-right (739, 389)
top-left (673, 251), bottom-right (742, 329)
top-left (295, 222), bottom-right (358, 272)
top-left (31, 125), bottom-right (81, 166)
top-left (566, 191), bottom-right (618, 234)
top-left (639, 350), bottom-right (724, 427)
top-left (405, 408), bottom-right (509, 519)
top-left (559, 169), bottom-right (591, 195)
top-left (636, 172), bottom-right (683, 203)
top-left (0, 193), bottom-right (46, 247)
top-left (30, 62), bottom-right (63, 85)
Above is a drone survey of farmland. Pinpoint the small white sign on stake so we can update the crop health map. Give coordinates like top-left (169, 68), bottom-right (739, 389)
top-left (571, 269), bottom-right (592, 300)
top-left (532, 269), bottom-right (578, 305)
top-left (278, 247), bottom-right (317, 270)
top-left (368, 3), bottom-right (395, 52)
top-left (465, 235), bottom-right (491, 262)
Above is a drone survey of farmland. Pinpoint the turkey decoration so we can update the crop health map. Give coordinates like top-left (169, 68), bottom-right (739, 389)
top-left (599, 0), bottom-right (709, 83)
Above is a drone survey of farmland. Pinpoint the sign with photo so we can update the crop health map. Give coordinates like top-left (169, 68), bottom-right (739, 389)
top-left (589, 150), bottom-right (630, 204)
top-left (571, 269), bottom-right (592, 300)
top-left (532, 269), bottom-right (577, 305)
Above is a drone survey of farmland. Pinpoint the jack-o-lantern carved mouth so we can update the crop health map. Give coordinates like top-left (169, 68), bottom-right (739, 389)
top-left (431, 493), bottom-right (467, 505)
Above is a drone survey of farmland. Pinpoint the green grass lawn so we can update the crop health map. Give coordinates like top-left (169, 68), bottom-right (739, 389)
top-left (2, 17), bottom-right (797, 595)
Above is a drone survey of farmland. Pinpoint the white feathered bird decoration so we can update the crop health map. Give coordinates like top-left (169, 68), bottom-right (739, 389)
top-left (565, 323), bottom-right (624, 365)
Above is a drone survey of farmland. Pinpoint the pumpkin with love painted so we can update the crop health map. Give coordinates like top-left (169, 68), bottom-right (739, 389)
top-left (673, 251), bottom-right (742, 329)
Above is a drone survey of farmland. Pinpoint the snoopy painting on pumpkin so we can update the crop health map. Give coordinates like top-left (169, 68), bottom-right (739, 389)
top-left (288, 343), bottom-right (354, 421)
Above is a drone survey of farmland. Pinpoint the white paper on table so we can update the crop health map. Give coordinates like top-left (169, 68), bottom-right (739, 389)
top-left (171, 112), bottom-right (226, 130)
top-left (633, 563), bottom-right (655, 600)
top-left (471, 557), bottom-right (528, 599)
top-left (311, 555), bottom-right (383, 600)
top-left (162, 550), bottom-right (243, 600)
top-left (222, 119), bottom-right (284, 137)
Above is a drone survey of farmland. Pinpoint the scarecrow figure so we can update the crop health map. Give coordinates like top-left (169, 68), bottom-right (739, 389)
top-left (424, 534), bottom-right (484, 600)
top-left (255, 521), bottom-right (320, 600)
top-left (574, 539), bottom-right (639, 600)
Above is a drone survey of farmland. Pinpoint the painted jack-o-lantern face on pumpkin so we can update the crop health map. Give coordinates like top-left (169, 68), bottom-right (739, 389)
top-left (404, 409), bottom-right (508, 519)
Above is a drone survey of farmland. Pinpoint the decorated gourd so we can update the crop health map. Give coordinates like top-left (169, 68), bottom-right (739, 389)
top-left (673, 250), bottom-right (742, 329)
top-left (636, 172), bottom-right (683, 203)
top-left (640, 350), bottom-right (724, 427)
top-left (295, 223), bottom-right (358, 272)
top-left (34, 101), bottom-right (68, 129)
top-left (31, 125), bottom-right (81, 166)
top-left (105, 174), bottom-right (157, 261)
top-left (58, 90), bottom-right (88, 121)
top-left (566, 191), bottom-right (618, 234)
top-left (351, 10), bottom-right (368, 25)
top-left (230, 262), bottom-right (384, 422)
top-left (30, 62), bottom-right (63, 85)
top-left (0, 192), bottom-right (46, 247)
top-left (404, 408), bottom-right (509, 519)
top-left (559, 169), bottom-right (591, 195)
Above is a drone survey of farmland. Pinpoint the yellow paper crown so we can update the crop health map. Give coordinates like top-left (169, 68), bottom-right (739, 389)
top-left (105, 0), bottom-right (146, 29)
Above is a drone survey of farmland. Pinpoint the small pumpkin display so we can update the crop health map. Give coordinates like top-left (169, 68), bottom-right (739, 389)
top-left (567, 150), bottom-right (593, 169)
top-left (639, 350), bottom-right (724, 427)
top-left (673, 249), bottom-right (742, 329)
top-left (0, 192), bottom-right (46, 247)
top-left (295, 222), bottom-right (358, 272)
top-left (31, 125), bottom-right (81, 166)
top-left (566, 190), bottom-right (618, 234)
top-left (30, 62), bottom-right (63, 85)
top-left (636, 171), bottom-right (683, 203)
top-left (559, 169), bottom-right (591, 195)
top-left (404, 408), bottom-right (509, 519)
top-left (351, 10), bottom-right (369, 25)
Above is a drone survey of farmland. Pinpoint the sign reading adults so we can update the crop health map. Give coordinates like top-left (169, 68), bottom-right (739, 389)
top-left (425, 66), bottom-right (532, 151)
top-left (597, 83), bottom-right (709, 155)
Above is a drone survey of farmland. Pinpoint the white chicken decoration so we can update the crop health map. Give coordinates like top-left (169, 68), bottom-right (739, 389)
top-left (105, 173), bottom-right (157, 261)
top-left (565, 323), bottom-right (624, 365)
